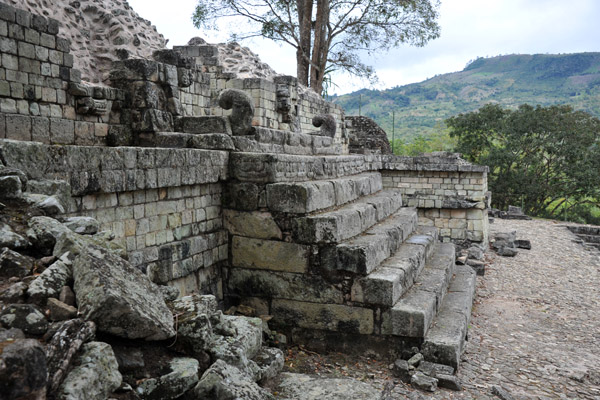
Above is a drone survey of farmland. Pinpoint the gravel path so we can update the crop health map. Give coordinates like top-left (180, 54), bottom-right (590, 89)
top-left (276, 218), bottom-right (600, 399)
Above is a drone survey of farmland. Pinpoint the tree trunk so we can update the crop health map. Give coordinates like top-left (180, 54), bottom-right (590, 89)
top-left (296, 0), bottom-right (313, 87)
top-left (310, 0), bottom-right (329, 93)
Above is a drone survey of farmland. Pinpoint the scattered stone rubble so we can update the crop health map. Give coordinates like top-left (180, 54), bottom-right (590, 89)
top-left (489, 205), bottom-right (532, 221)
top-left (490, 231), bottom-right (532, 257)
top-left (0, 164), bottom-right (284, 399)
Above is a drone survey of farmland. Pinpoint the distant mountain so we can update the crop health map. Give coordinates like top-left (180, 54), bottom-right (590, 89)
top-left (332, 53), bottom-right (600, 141)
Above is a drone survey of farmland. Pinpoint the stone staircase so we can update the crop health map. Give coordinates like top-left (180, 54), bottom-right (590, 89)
top-left (145, 92), bottom-right (477, 369)
top-left (223, 152), bottom-right (476, 369)
top-left (567, 225), bottom-right (600, 251)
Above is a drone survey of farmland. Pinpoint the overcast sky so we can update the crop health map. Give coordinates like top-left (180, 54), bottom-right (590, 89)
top-left (128, 0), bottom-right (600, 95)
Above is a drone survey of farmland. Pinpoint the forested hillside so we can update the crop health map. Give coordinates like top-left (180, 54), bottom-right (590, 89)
top-left (333, 53), bottom-right (600, 140)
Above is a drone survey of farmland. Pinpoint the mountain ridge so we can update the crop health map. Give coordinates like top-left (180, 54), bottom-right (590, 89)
top-left (333, 52), bottom-right (600, 140)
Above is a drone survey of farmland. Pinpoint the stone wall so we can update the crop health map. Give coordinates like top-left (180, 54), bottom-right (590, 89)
top-left (0, 3), bottom-right (129, 146)
top-left (381, 153), bottom-right (489, 245)
top-left (0, 139), bottom-right (229, 297)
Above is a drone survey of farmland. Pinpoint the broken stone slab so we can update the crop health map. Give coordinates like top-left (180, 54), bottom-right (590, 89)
top-left (466, 259), bottom-right (486, 276)
top-left (27, 253), bottom-right (72, 304)
top-left (63, 216), bottom-right (100, 235)
top-left (407, 353), bottom-right (424, 368)
top-left (392, 358), bottom-right (413, 383)
top-left (59, 341), bottom-right (122, 400)
top-left (417, 360), bottom-right (454, 377)
top-left (0, 222), bottom-right (30, 250)
top-left (169, 295), bottom-right (217, 361)
top-left (38, 195), bottom-right (65, 215)
top-left (254, 346), bottom-right (285, 383)
top-left (191, 359), bottom-right (274, 400)
top-left (410, 371), bottom-right (438, 392)
top-left (47, 298), bottom-right (78, 321)
top-left (0, 247), bottom-right (33, 278)
top-left (0, 338), bottom-right (47, 400)
top-left (436, 373), bottom-right (462, 391)
top-left (73, 245), bottom-right (175, 340)
top-left (136, 357), bottom-right (199, 400)
top-left (210, 315), bottom-right (264, 379)
top-left (0, 304), bottom-right (48, 335)
top-left (496, 247), bottom-right (518, 257)
top-left (27, 216), bottom-right (75, 255)
top-left (46, 318), bottom-right (96, 393)
top-left (515, 239), bottom-right (532, 249)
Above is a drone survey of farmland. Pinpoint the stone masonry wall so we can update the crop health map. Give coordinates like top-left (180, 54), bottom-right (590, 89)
top-left (381, 153), bottom-right (489, 245)
top-left (0, 3), bottom-right (129, 146)
top-left (0, 139), bottom-right (229, 298)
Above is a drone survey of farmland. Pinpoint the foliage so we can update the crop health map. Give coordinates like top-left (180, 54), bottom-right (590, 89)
top-left (446, 103), bottom-right (600, 219)
top-left (391, 126), bottom-right (456, 155)
top-left (192, 0), bottom-right (441, 93)
top-left (333, 52), bottom-right (600, 142)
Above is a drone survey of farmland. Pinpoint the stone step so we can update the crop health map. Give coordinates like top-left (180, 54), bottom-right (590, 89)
top-left (266, 172), bottom-right (383, 214)
top-left (567, 225), bottom-right (600, 236)
top-left (291, 189), bottom-right (403, 244)
top-left (232, 128), bottom-right (344, 156)
top-left (155, 132), bottom-right (235, 150)
top-left (351, 227), bottom-right (438, 307)
top-left (422, 264), bottom-right (477, 369)
top-left (175, 116), bottom-right (232, 135)
top-left (382, 242), bottom-right (456, 338)
top-left (229, 153), bottom-right (375, 183)
top-left (321, 208), bottom-right (420, 275)
top-left (576, 233), bottom-right (600, 243)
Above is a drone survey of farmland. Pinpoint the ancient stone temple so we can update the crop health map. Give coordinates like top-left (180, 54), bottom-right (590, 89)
top-left (0, 1), bottom-right (489, 397)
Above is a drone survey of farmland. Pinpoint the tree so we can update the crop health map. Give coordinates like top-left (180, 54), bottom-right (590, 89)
top-left (446, 103), bottom-right (600, 217)
top-left (193, 0), bottom-right (440, 94)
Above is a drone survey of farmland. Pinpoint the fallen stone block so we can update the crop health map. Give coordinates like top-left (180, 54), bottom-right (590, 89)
top-left (0, 304), bottom-right (48, 335)
top-left (515, 239), bottom-right (532, 249)
top-left (0, 222), bottom-right (30, 250)
top-left (136, 357), bottom-right (199, 400)
top-left (27, 253), bottom-right (72, 304)
top-left (73, 245), bottom-right (175, 340)
top-left (436, 373), bottom-right (462, 391)
top-left (0, 247), bottom-right (33, 278)
top-left (59, 341), bottom-right (122, 400)
top-left (47, 297), bottom-right (77, 321)
top-left (192, 360), bottom-right (274, 400)
top-left (411, 371), bottom-right (438, 392)
top-left (63, 216), bottom-right (100, 235)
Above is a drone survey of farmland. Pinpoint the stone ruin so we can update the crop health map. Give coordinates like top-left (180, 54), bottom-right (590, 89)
top-left (0, 1), bottom-right (491, 398)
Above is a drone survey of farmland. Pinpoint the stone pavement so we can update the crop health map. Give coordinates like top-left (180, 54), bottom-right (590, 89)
top-left (273, 218), bottom-right (600, 399)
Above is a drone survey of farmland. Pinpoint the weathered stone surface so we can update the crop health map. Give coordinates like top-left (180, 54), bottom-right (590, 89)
top-left (514, 239), bottom-right (531, 249)
top-left (192, 360), bottom-right (274, 400)
top-left (59, 342), bottom-right (122, 400)
top-left (272, 299), bottom-right (374, 335)
top-left (0, 175), bottom-right (22, 199)
top-left (46, 319), bottom-right (97, 393)
top-left (0, 222), bottom-right (30, 250)
top-left (346, 116), bottom-right (392, 155)
top-left (37, 195), bottom-right (65, 215)
top-left (392, 358), bottom-right (412, 383)
top-left (0, 339), bottom-right (47, 400)
top-left (227, 268), bottom-right (344, 304)
top-left (224, 210), bottom-right (282, 240)
top-left (0, 304), bottom-right (48, 335)
top-left (407, 352), bottom-right (424, 367)
top-left (218, 88), bottom-right (255, 135)
top-left (273, 372), bottom-right (381, 400)
top-left (0, 281), bottom-right (27, 303)
top-left (254, 346), bottom-right (285, 382)
top-left (210, 315), bottom-right (263, 378)
top-left (169, 294), bottom-right (217, 360)
top-left (27, 216), bottom-right (73, 255)
top-left (27, 253), bottom-right (72, 304)
top-left (136, 357), bottom-right (199, 400)
top-left (176, 116), bottom-right (232, 135)
top-left (73, 245), bottom-right (175, 340)
top-left (0, 247), bottom-right (33, 278)
top-left (47, 297), bottom-right (77, 321)
top-left (266, 180), bottom-right (335, 214)
top-left (232, 236), bottom-right (310, 273)
top-left (411, 371), bottom-right (438, 392)
top-left (63, 216), bottom-right (99, 235)
top-left (436, 373), bottom-right (462, 391)
top-left (312, 114), bottom-right (337, 137)
top-left (188, 133), bottom-right (236, 150)
top-left (491, 385), bottom-right (516, 400)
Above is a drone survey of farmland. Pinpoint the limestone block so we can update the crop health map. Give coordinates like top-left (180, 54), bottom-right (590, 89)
top-left (272, 299), bottom-right (374, 335)
top-left (232, 236), bottom-right (310, 273)
top-left (223, 210), bottom-right (282, 240)
top-left (266, 180), bottom-right (335, 213)
top-left (227, 267), bottom-right (344, 304)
